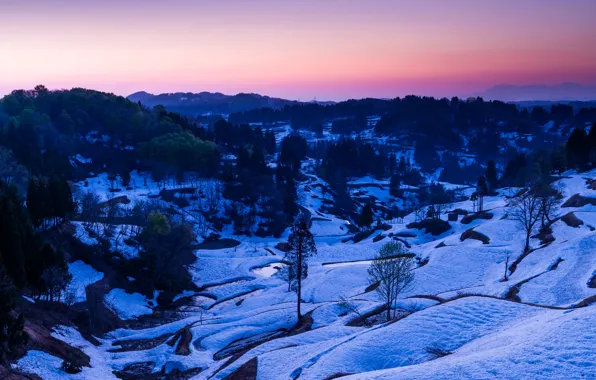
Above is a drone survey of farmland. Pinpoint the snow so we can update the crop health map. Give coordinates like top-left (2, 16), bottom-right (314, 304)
top-left (20, 170), bottom-right (596, 379)
top-left (104, 289), bottom-right (158, 320)
top-left (67, 260), bottom-right (104, 303)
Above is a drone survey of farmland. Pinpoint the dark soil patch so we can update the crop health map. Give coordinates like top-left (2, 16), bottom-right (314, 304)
top-left (113, 361), bottom-right (202, 380)
top-left (461, 211), bottom-right (493, 225)
top-left (344, 223), bottom-right (359, 234)
top-left (275, 242), bottom-right (289, 252)
top-left (548, 257), bottom-right (564, 271)
top-left (394, 231), bottom-right (417, 238)
top-left (353, 229), bottom-right (376, 243)
top-left (22, 315), bottom-right (90, 368)
top-left (0, 367), bottom-right (42, 380)
top-left (575, 295), bottom-right (596, 308)
top-left (562, 193), bottom-right (596, 208)
top-left (372, 234), bottom-right (386, 243)
top-left (195, 238), bottom-right (240, 250)
top-left (460, 228), bottom-right (490, 244)
top-left (346, 304), bottom-right (386, 327)
top-left (505, 272), bottom-right (545, 302)
top-left (406, 219), bottom-right (451, 236)
top-left (365, 281), bottom-right (380, 293)
top-left (323, 373), bottom-right (353, 380)
top-left (111, 333), bottom-right (173, 353)
top-left (588, 273), bottom-right (596, 288)
top-left (561, 212), bottom-right (584, 227)
top-left (450, 208), bottom-right (469, 216)
top-left (173, 327), bottom-right (192, 356)
top-left (311, 217), bottom-right (332, 222)
top-left (435, 242), bottom-right (447, 248)
top-left (223, 357), bottom-right (257, 380)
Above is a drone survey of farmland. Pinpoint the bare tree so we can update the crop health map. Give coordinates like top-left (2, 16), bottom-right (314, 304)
top-left (503, 252), bottom-right (511, 281)
top-left (510, 191), bottom-right (542, 252)
top-left (368, 241), bottom-right (415, 321)
top-left (535, 183), bottom-right (561, 229)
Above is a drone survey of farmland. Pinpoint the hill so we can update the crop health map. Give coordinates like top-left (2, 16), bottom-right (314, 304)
top-left (127, 91), bottom-right (306, 115)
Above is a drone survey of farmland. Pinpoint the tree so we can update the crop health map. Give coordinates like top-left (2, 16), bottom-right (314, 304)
top-left (535, 183), bottom-right (561, 230)
top-left (510, 191), bottom-right (542, 252)
top-left (475, 176), bottom-right (488, 212)
top-left (0, 267), bottom-right (28, 363)
top-left (368, 241), bottom-right (415, 321)
top-left (358, 202), bottom-right (374, 229)
top-left (485, 160), bottom-right (498, 192)
top-left (284, 214), bottom-right (317, 321)
top-left (134, 211), bottom-right (196, 294)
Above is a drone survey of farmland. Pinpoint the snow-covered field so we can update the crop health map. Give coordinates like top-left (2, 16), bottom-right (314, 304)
top-left (16, 170), bottom-right (596, 379)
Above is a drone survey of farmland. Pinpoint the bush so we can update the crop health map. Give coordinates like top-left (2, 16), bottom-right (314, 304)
top-left (61, 359), bottom-right (82, 374)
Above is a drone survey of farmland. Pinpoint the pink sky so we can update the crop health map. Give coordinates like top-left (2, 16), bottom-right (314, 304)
top-left (1, 0), bottom-right (595, 100)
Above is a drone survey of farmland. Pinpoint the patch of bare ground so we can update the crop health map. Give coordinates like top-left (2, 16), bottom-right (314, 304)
top-left (589, 273), bottom-right (596, 288)
top-left (575, 295), bottom-right (596, 308)
top-left (406, 294), bottom-right (446, 303)
top-left (562, 193), bottom-right (596, 208)
top-left (508, 244), bottom-right (549, 275)
top-left (561, 212), bottom-right (584, 227)
top-left (372, 234), bottom-right (386, 243)
top-left (110, 333), bottom-right (173, 353)
top-left (114, 362), bottom-right (202, 380)
top-left (21, 312), bottom-right (90, 369)
top-left (394, 231), bottom-right (417, 238)
top-left (323, 373), bottom-right (354, 380)
top-left (222, 357), bottom-right (258, 380)
top-left (195, 238), bottom-right (241, 250)
top-left (460, 228), bottom-right (490, 244)
top-left (0, 366), bottom-right (43, 380)
top-left (406, 219), bottom-right (451, 236)
top-left (345, 304), bottom-right (387, 327)
top-left (169, 326), bottom-right (193, 356)
top-left (460, 211), bottom-right (493, 225)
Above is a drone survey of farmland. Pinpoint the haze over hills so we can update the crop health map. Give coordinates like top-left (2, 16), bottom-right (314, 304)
top-left (127, 91), bottom-right (335, 116)
top-left (129, 83), bottom-right (596, 116)
top-left (475, 82), bottom-right (596, 102)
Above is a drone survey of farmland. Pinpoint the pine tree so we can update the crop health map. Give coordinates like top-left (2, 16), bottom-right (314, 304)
top-left (485, 160), bottom-right (498, 192)
top-left (285, 215), bottom-right (317, 321)
top-left (358, 203), bottom-right (374, 229)
top-left (0, 267), bottom-right (29, 363)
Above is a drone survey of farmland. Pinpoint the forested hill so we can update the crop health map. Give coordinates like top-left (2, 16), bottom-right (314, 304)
top-left (0, 86), bottom-right (219, 188)
top-left (127, 91), bottom-right (306, 115)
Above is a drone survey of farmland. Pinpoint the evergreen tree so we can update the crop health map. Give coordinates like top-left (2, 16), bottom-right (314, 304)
top-left (285, 215), bottom-right (316, 321)
top-left (0, 267), bottom-right (29, 363)
top-left (485, 160), bottom-right (499, 192)
top-left (566, 128), bottom-right (589, 169)
top-left (358, 202), bottom-right (374, 229)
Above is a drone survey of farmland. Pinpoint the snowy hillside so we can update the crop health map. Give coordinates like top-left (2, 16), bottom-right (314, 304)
top-left (13, 168), bottom-right (596, 379)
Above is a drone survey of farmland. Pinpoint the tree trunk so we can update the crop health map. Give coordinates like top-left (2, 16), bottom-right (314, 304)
top-left (297, 251), bottom-right (302, 322)
top-left (386, 303), bottom-right (391, 322)
top-left (525, 233), bottom-right (530, 252)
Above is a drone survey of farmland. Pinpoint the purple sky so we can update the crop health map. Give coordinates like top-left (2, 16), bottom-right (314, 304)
top-left (1, 0), bottom-right (596, 100)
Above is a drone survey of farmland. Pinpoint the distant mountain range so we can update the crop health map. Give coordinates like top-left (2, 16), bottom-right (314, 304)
top-left (128, 83), bottom-right (596, 116)
top-left (474, 83), bottom-right (596, 102)
top-left (127, 91), bottom-right (335, 116)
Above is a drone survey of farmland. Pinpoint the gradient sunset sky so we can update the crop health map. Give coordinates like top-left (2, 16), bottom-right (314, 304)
top-left (1, 0), bottom-right (596, 100)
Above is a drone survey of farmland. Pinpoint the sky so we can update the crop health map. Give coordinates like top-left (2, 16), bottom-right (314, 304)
top-left (1, 0), bottom-right (596, 101)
